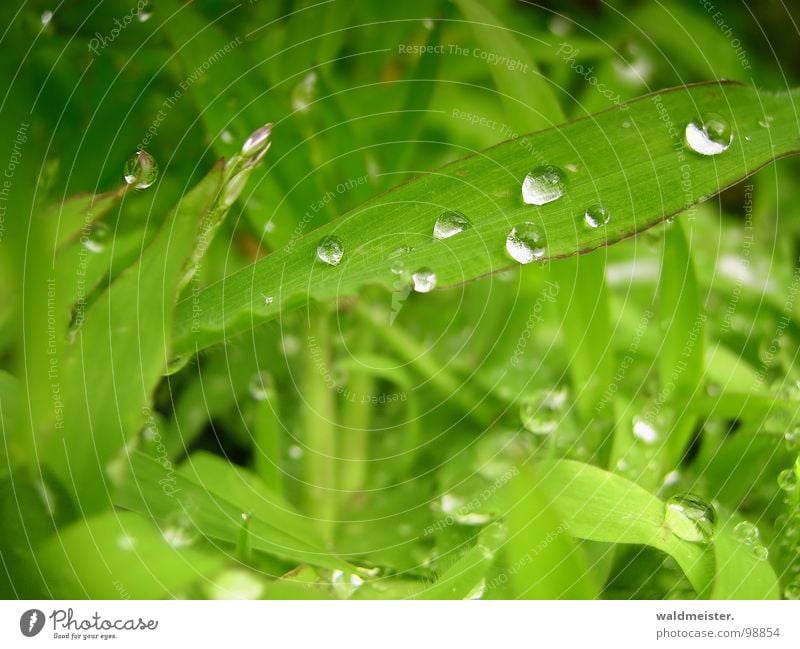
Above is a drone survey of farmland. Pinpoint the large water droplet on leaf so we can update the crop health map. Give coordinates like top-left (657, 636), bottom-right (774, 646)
top-left (521, 166), bottom-right (568, 205)
top-left (433, 211), bottom-right (471, 240)
top-left (316, 235), bottom-right (344, 266)
top-left (506, 222), bottom-right (546, 264)
top-left (664, 493), bottom-right (716, 543)
top-left (684, 114), bottom-right (733, 156)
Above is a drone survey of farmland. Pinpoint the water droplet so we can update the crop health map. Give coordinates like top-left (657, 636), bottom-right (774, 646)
top-left (613, 43), bottom-right (652, 85)
top-left (584, 204), bottom-right (611, 229)
top-left (758, 115), bottom-right (774, 129)
top-left (733, 521), bottom-right (760, 546)
top-left (433, 211), bottom-right (471, 240)
top-left (117, 533), bottom-right (137, 551)
top-left (506, 221), bottom-right (546, 264)
top-left (411, 267), bottom-right (437, 293)
top-left (778, 468), bottom-right (797, 492)
top-left (220, 130), bottom-right (234, 144)
top-left (390, 245), bottom-right (413, 259)
top-left (548, 15), bottom-right (571, 37)
top-left (684, 114), bottom-right (733, 156)
top-left (41, 10), bottom-right (53, 25)
top-left (622, 120), bottom-right (632, 129)
top-left (331, 570), bottom-right (364, 599)
top-left (261, 293), bottom-right (274, 306)
top-left (465, 578), bottom-right (487, 600)
top-left (664, 494), bottom-right (716, 543)
top-left (137, 4), bottom-right (153, 22)
top-left (784, 580), bottom-right (800, 599)
top-left (632, 417), bottom-right (659, 444)
top-left (249, 371), bottom-right (274, 401)
top-left (785, 427), bottom-right (800, 452)
top-left (440, 493), bottom-right (493, 525)
top-left (123, 150), bottom-right (158, 189)
top-left (281, 334), bottom-right (300, 356)
top-left (83, 222), bottom-right (111, 253)
top-left (292, 72), bottom-right (318, 113)
top-left (209, 569), bottom-right (264, 600)
top-left (520, 387), bottom-right (567, 435)
top-left (316, 235), bottom-right (344, 266)
top-left (390, 260), bottom-right (406, 275)
top-left (287, 444), bottom-right (304, 460)
top-left (241, 123), bottom-right (272, 156)
top-left (521, 166), bottom-right (568, 205)
top-left (750, 544), bottom-right (769, 561)
top-left (161, 512), bottom-right (199, 548)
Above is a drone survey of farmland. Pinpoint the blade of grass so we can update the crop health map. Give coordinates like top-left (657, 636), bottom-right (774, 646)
top-left (538, 459), bottom-right (714, 594)
top-left (173, 83), bottom-right (800, 354)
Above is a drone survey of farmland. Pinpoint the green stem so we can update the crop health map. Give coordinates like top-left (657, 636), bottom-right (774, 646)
top-left (302, 306), bottom-right (337, 541)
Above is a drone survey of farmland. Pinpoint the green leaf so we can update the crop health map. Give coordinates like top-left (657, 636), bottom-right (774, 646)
top-left (173, 83), bottom-right (800, 354)
top-left (538, 459), bottom-right (714, 595)
top-left (38, 511), bottom-right (225, 599)
top-left (659, 221), bottom-right (705, 468)
top-left (44, 161), bottom-right (226, 511)
top-left (47, 185), bottom-right (126, 248)
top-left (114, 451), bottom-right (351, 572)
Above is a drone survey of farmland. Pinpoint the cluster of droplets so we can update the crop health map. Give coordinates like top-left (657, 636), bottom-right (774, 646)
top-left (732, 520), bottom-right (770, 562)
top-left (776, 455), bottom-right (800, 599)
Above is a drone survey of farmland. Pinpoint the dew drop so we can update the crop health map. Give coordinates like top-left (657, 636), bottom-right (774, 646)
top-left (411, 267), bottom-right (437, 293)
top-left (316, 235), bottom-right (344, 266)
top-left (784, 580), bottom-right (800, 600)
top-left (506, 221), bottom-right (546, 264)
top-left (137, 4), bottom-right (153, 22)
top-left (220, 130), bottom-right (234, 144)
top-left (241, 123), bottom-right (272, 156)
top-left (390, 260), bottom-right (406, 275)
top-left (41, 10), bottom-right (54, 25)
top-left (433, 210), bottom-right (471, 240)
top-left (287, 444), bottom-right (304, 460)
top-left (465, 578), bottom-right (487, 600)
top-left (622, 120), bottom-right (632, 129)
top-left (664, 493), bottom-right (716, 543)
top-left (331, 570), bottom-right (364, 599)
top-left (261, 293), bottom-right (274, 306)
top-left (684, 114), bottom-right (733, 156)
top-left (83, 222), bottom-right (111, 253)
top-left (584, 204), bottom-right (611, 229)
top-left (440, 493), bottom-right (492, 526)
top-left (164, 354), bottom-right (190, 376)
top-left (123, 150), bottom-right (158, 189)
top-left (733, 521), bottom-right (760, 546)
top-left (785, 427), bottom-right (800, 452)
top-left (632, 417), bottom-right (659, 445)
top-left (778, 468), bottom-right (797, 492)
top-left (521, 166), bottom-right (568, 205)
top-left (520, 387), bottom-right (567, 435)
top-left (750, 544), bottom-right (769, 561)
top-left (220, 168), bottom-right (252, 208)
top-left (161, 512), bottom-right (199, 548)
top-left (208, 568), bottom-right (264, 600)
top-left (248, 371), bottom-right (274, 401)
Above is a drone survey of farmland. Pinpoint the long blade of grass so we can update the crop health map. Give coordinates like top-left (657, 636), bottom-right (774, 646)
top-left (173, 83), bottom-right (800, 354)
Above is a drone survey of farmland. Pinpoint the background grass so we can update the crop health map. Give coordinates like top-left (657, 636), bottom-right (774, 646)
top-left (1, 0), bottom-right (799, 600)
